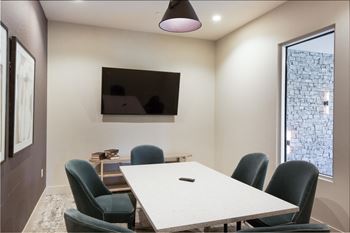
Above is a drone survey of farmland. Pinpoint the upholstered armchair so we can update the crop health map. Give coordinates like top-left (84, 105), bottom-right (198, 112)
top-left (131, 145), bottom-right (164, 165)
top-left (231, 153), bottom-right (269, 190)
top-left (64, 208), bottom-right (134, 232)
top-left (65, 160), bottom-right (136, 229)
top-left (248, 161), bottom-right (319, 227)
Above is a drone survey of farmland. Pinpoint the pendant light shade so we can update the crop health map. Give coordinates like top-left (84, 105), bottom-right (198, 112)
top-left (159, 0), bottom-right (202, 33)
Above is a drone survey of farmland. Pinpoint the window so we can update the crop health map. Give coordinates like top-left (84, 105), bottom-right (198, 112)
top-left (281, 29), bottom-right (335, 177)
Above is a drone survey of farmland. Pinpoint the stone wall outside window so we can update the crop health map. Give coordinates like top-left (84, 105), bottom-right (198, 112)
top-left (286, 49), bottom-right (334, 177)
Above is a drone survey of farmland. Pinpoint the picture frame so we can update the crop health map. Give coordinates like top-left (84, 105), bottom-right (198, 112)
top-left (9, 37), bottom-right (36, 156)
top-left (0, 22), bottom-right (9, 163)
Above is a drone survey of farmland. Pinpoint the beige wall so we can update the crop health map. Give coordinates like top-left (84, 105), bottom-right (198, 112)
top-left (47, 22), bottom-right (216, 186)
top-left (48, 1), bottom-right (349, 230)
top-left (215, 1), bottom-right (349, 231)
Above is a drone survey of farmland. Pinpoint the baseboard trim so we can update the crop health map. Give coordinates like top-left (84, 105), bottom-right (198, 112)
top-left (22, 188), bottom-right (47, 233)
top-left (45, 185), bottom-right (71, 195)
top-left (311, 217), bottom-right (344, 232)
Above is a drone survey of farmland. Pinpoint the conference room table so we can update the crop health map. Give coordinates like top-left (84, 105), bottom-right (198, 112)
top-left (120, 161), bottom-right (298, 232)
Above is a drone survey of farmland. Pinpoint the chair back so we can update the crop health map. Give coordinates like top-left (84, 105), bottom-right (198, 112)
top-left (131, 145), bottom-right (164, 165)
top-left (231, 153), bottom-right (269, 190)
top-left (65, 160), bottom-right (111, 219)
top-left (64, 208), bottom-right (134, 233)
top-left (266, 160), bottom-right (319, 224)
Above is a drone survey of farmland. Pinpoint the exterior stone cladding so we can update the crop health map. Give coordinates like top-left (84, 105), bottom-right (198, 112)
top-left (286, 49), bottom-right (334, 177)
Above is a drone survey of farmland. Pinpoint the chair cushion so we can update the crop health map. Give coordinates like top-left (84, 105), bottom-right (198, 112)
top-left (95, 193), bottom-right (135, 215)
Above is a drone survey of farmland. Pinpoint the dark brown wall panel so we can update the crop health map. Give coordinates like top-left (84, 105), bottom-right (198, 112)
top-left (0, 1), bottom-right (47, 232)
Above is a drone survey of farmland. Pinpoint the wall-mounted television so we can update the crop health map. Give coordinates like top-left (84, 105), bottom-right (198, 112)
top-left (101, 67), bottom-right (180, 115)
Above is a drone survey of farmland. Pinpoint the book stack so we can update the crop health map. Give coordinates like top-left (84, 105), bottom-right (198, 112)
top-left (104, 149), bottom-right (119, 159)
top-left (90, 152), bottom-right (104, 162)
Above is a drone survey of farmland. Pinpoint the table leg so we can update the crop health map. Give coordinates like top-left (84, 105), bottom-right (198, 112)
top-left (224, 223), bottom-right (228, 232)
top-left (100, 161), bottom-right (104, 181)
top-left (236, 221), bottom-right (241, 231)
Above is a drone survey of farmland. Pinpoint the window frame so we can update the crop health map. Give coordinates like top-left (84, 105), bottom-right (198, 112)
top-left (279, 26), bottom-right (335, 179)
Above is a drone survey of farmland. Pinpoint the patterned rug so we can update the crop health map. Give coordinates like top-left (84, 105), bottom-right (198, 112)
top-left (24, 193), bottom-right (239, 232)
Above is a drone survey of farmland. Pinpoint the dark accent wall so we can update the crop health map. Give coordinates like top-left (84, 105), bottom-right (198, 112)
top-left (0, 1), bottom-right (47, 232)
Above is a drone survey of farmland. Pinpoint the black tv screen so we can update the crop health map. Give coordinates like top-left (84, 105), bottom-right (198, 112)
top-left (101, 67), bottom-right (180, 115)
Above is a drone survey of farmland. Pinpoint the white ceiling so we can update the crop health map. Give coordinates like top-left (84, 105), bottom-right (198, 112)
top-left (40, 0), bottom-right (285, 41)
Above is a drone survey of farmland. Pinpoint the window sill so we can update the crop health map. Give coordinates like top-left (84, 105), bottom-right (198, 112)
top-left (318, 175), bottom-right (333, 183)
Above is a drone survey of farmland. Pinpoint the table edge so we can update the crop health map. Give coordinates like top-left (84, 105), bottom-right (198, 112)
top-left (120, 163), bottom-right (299, 232)
top-left (154, 206), bottom-right (299, 232)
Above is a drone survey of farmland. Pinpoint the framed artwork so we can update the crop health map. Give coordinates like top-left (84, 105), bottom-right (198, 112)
top-left (0, 23), bottom-right (8, 163)
top-left (9, 37), bottom-right (35, 156)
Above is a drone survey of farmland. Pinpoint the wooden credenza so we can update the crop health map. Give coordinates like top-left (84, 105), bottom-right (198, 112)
top-left (89, 153), bottom-right (192, 192)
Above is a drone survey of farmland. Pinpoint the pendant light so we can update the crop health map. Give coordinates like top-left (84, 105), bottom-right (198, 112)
top-left (159, 0), bottom-right (202, 33)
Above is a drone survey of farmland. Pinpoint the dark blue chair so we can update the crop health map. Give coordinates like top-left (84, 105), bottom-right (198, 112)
top-left (64, 208), bottom-right (134, 233)
top-left (226, 153), bottom-right (269, 231)
top-left (232, 153), bottom-right (269, 190)
top-left (131, 145), bottom-right (164, 165)
top-left (65, 160), bottom-right (136, 229)
top-left (238, 224), bottom-right (330, 232)
top-left (248, 161), bottom-right (319, 227)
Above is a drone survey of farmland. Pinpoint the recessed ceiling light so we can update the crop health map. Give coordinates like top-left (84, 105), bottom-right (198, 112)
top-left (212, 15), bottom-right (222, 23)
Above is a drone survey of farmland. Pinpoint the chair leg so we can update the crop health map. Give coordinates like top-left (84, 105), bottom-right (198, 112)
top-left (236, 221), bottom-right (241, 231)
top-left (127, 219), bottom-right (135, 230)
top-left (127, 214), bottom-right (136, 230)
top-left (224, 223), bottom-right (228, 232)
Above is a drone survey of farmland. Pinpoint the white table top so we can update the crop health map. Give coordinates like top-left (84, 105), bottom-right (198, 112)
top-left (121, 162), bottom-right (298, 232)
